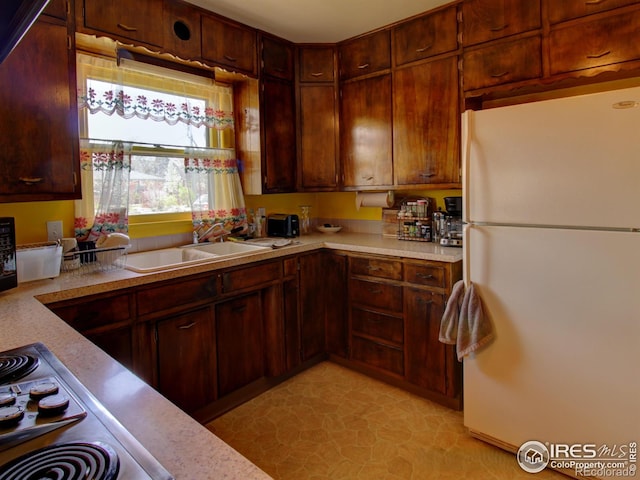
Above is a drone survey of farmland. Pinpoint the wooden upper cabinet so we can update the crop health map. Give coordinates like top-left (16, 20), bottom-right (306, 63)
top-left (394, 56), bottom-right (460, 186)
top-left (340, 74), bottom-right (393, 189)
top-left (201, 14), bottom-right (257, 76)
top-left (262, 35), bottom-right (294, 80)
top-left (549, 8), bottom-right (640, 76)
top-left (82, 0), bottom-right (165, 47)
top-left (43, 0), bottom-right (68, 20)
top-left (393, 6), bottom-right (459, 66)
top-left (0, 19), bottom-right (79, 202)
top-left (339, 29), bottom-right (391, 80)
top-left (163, 0), bottom-right (201, 61)
top-left (462, 35), bottom-right (542, 90)
top-left (462, 0), bottom-right (541, 46)
top-left (299, 46), bottom-right (335, 82)
top-left (547, 0), bottom-right (640, 24)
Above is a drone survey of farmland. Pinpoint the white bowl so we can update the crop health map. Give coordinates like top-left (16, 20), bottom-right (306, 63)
top-left (316, 225), bottom-right (342, 234)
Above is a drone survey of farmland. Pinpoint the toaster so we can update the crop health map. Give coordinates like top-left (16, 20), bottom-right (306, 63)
top-left (267, 214), bottom-right (299, 237)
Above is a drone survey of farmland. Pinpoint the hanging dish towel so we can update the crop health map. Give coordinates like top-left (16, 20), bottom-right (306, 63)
top-left (439, 280), bottom-right (494, 361)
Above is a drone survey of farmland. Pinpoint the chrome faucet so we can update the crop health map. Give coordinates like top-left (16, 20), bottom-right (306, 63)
top-left (196, 222), bottom-right (230, 242)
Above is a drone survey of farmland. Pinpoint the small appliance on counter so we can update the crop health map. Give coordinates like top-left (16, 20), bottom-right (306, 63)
top-left (0, 218), bottom-right (17, 293)
top-left (433, 196), bottom-right (463, 247)
top-left (267, 214), bottom-right (299, 238)
top-left (0, 342), bottom-right (174, 479)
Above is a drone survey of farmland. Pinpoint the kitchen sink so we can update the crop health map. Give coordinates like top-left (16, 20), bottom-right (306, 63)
top-left (125, 241), bottom-right (270, 273)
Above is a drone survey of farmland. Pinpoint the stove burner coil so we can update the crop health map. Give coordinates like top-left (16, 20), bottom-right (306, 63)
top-left (0, 441), bottom-right (120, 480)
top-left (0, 355), bottom-right (39, 385)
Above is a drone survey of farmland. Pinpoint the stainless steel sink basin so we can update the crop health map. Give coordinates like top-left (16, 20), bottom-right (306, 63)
top-left (125, 241), bottom-right (269, 273)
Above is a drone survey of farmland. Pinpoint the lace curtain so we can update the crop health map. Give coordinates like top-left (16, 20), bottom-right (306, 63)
top-left (75, 51), bottom-right (245, 239)
top-left (74, 140), bottom-right (131, 242)
top-left (184, 148), bottom-right (247, 235)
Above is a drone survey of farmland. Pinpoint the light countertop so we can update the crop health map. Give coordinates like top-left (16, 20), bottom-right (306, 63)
top-left (0, 233), bottom-right (462, 479)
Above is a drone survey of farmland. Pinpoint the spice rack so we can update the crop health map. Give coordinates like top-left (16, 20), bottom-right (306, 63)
top-left (397, 200), bottom-right (432, 242)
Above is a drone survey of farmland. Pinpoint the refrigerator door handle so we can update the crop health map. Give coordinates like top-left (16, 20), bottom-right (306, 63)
top-left (463, 223), bottom-right (471, 288)
top-left (461, 110), bottom-right (473, 224)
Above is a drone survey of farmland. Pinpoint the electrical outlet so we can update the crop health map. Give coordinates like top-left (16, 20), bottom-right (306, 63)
top-left (47, 220), bottom-right (63, 242)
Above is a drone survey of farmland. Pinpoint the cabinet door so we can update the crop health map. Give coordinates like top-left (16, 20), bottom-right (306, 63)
top-left (299, 253), bottom-right (326, 361)
top-left (163, 0), bottom-right (201, 61)
top-left (261, 77), bottom-right (296, 192)
top-left (404, 288), bottom-right (455, 396)
top-left (82, 0), bottom-right (164, 47)
top-left (394, 56), bottom-right (460, 186)
top-left (462, 35), bottom-right (542, 91)
top-left (299, 84), bottom-right (338, 190)
top-left (462, 0), bottom-right (541, 46)
top-left (156, 306), bottom-right (216, 413)
top-left (339, 30), bottom-right (391, 80)
top-left (299, 46), bottom-right (335, 82)
top-left (549, 8), bottom-right (640, 76)
top-left (282, 276), bottom-right (301, 371)
top-left (548, 0), bottom-right (640, 24)
top-left (201, 14), bottom-right (257, 76)
top-left (324, 252), bottom-right (348, 358)
top-left (262, 36), bottom-right (294, 81)
top-left (393, 6), bottom-right (458, 66)
top-left (340, 74), bottom-right (393, 188)
top-left (0, 19), bottom-right (79, 202)
top-left (216, 293), bottom-right (264, 397)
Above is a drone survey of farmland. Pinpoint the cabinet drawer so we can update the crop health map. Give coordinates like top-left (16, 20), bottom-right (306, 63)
top-left (463, 35), bottom-right (541, 90)
top-left (393, 6), bottom-right (458, 66)
top-left (201, 14), bottom-right (257, 75)
top-left (351, 336), bottom-right (404, 376)
top-left (349, 278), bottom-right (403, 313)
top-left (339, 30), bottom-right (391, 80)
top-left (462, 0), bottom-right (541, 46)
top-left (137, 275), bottom-right (218, 316)
top-left (549, 9), bottom-right (640, 76)
top-left (548, 0), bottom-right (640, 24)
top-left (82, 0), bottom-right (164, 47)
top-left (299, 47), bottom-right (335, 82)
top-left (405, 263), bottom-right (445, 289)
top-left (351, 308), bottom-right (403, 344)
top-left (350, 256), bottom-right (402, 280)
top-left (52, 293), bottom-right (132, 332)
top-left (222, 261), bottom-right (282, 292)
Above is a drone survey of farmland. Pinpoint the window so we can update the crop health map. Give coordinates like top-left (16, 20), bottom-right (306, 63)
top-left (77, 52), bottom-right (235, 216)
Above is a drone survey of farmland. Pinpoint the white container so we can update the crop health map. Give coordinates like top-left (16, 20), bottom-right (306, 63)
top-left (16, 243), bottom-right (62, 283)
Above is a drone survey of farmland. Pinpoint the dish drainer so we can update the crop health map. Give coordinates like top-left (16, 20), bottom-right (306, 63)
top-left (61, 245), bottom-right (129, 275)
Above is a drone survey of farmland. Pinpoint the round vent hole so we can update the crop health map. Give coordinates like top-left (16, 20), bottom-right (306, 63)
top-left (173, 21), bottom-right (191, 41)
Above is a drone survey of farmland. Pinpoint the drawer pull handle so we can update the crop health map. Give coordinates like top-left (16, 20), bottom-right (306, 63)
top-left (117, 23), bottom-right (138, 32)
top-left (585, 0), bottom-right (604, 4)
top-left (178, 322), bottom-right (196, 330)
top-left (369, 288), bottom-right (382, 294)
top-left (586, 50), bottom-right (611, 59)
top-left (419, 298), bottom-right (434, 305)
top-left (232, 305), bottom-right (247, 313)
top-left (420, 172), bottom-right (436, 178)
top-left (416, 44), bottom-right (433, 53)
top-left (362, 175), bottom-right (374, 181)
top-left (310, 72), bottom-right (325, 77)
top-left (490, 71), bottom-right (509, 78)
top-left (357, 63), bottom-right (370, 70)
top-left (19, 177), bottom-right (44, 185)
top-left (489, 23), bottom-right (509, 32)
top-left (417, 273), bottom-right (435, 280)
top-left (367, 266), bottom-right (381, 271)
top-left (223, 54), bottom-right (238, 62)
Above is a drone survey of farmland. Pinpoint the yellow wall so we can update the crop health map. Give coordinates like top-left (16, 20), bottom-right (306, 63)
top-left (2, 189), bottom-right (462, 244)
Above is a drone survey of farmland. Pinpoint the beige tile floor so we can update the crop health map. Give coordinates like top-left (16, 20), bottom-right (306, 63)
top-left (207, 362), bottom-right (568, 480)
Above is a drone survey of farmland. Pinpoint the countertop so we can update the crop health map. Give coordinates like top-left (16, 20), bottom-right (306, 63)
top-left (0, 233), bottom-right (462, 479)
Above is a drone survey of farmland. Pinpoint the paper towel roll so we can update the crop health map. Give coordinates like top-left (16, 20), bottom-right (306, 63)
top-left (355, 191), bottom-right (394, 210)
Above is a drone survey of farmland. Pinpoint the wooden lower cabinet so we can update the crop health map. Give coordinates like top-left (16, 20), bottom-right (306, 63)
top-left (156, 306), bottom-right (216, 413)
top-left (215, 292), bottom-right (264, 397)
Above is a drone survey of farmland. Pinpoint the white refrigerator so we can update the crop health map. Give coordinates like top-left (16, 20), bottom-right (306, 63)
top-left (462, 85), bottom-right (640, 478)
